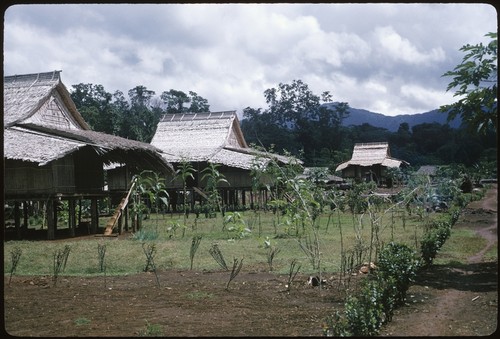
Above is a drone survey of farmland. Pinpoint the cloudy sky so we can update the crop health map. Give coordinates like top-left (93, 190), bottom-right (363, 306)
top-left (3, 3), bottom-right (497, 117)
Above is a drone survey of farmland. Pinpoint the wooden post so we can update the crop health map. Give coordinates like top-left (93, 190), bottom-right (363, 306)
top-left (47, 200), bottom-right (55, 240)
top-left (68, 199), bottom-right (76, 237)
top-left (91, 198), bottom-right (98, 234)
top-left (54, 200), bottom-right (58, 236)
top-left (23, 201), bottom-right (29, 233)
top-left (78, 199), bottom-right (82, 226)
top-left (14, 202), bottom-right (21, 239)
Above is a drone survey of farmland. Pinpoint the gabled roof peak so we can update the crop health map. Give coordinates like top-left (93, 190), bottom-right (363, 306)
top-left (4, 70), bottom-right (62, 87)
top-left (160, 111), bottom-right (236, 123)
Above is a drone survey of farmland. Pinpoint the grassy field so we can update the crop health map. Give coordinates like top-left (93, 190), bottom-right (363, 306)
top-left (3, 206), bottom-right (436, 277)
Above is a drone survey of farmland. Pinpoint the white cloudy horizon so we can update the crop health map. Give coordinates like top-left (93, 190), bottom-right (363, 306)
top-left (3, 3), bottom-right (497, 117)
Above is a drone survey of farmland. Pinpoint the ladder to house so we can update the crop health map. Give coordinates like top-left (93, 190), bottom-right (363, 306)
top-left (102, 178), bottom-right (137, 236)
top-left (192, 186), bottom-right (209, 200)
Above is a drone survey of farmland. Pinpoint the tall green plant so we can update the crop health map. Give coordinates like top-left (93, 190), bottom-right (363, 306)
top-left (201, 163), bottom-right (228, 216)
top-left (130, 170), bottom-right (169, 232)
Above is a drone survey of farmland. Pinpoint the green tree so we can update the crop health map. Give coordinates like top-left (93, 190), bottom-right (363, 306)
top-left (188, 91), bottom-right (210, 112)
top-left (241, 80), bottom-right (349, 165)
top-left (160, 89), bottom-right (210, 113)
top-left (127, 86), bottom-right (157, 142)
top-left (441, 32), bottom-right (497, 134)
top-left (241, 107), bottom-right (301, 155)
top-left (70, 83), bottom-right (117, 134)
top-left (161, 89), bottom-right (190, 113)
top-left (112, 90), bottom-right (133, 139)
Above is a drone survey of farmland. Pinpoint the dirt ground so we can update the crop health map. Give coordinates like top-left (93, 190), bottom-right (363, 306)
top-left (2, 186), bottom-right (497, 337)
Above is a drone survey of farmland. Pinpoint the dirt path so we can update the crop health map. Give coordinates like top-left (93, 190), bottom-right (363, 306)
top-left (381, 185), bottom-right (498, 336)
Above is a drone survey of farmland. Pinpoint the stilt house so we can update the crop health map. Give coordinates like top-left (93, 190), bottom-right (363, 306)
top-left (3, 71), bottom-right (172, 239)
top-left (335, 142), bottom-right (409, 186)
top-left (150, 111), bottom-right (299, 210)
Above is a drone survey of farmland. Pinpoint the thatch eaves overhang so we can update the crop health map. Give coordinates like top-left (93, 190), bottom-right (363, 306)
top-left (4, 126), bottom-right (86, 165)
top-left (211, 146), bottom-right (298, 170)
top-left (8, 124), bottom-right (173, 173)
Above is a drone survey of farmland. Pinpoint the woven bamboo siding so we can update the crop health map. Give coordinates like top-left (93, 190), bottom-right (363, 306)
top-left (52, 156), bottom-right (76, 193)
top-left (220, 167), bottom-right (252, 187)
top-left (107, 166), bottom-right (130, 191)
top-left (4, 160), bottom-right (53, 196)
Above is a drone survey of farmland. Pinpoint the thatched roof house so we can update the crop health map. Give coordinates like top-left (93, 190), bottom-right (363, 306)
top-left (335, 142), bottom-right (409, 185)
top-left (151, 111), bottom-right (292, 170)
top-left (151, 111), bottom-right (299, 209)
top-left (4, 70), bottom-right (172, 239)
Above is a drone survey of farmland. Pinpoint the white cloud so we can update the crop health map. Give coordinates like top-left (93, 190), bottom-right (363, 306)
top-left (374, 26), bottom-right (446, 65)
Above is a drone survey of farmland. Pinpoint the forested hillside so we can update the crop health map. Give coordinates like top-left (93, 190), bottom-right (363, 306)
top-left (329, 104), bottom-right (462, 132)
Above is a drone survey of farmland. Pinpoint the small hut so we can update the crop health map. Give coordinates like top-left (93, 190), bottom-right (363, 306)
top-left (150, 111), bottom-right (299, 210)
top-left (335, 142), bottom-right (409, 186)
top-left (3, 71), bottom-right (172, 239)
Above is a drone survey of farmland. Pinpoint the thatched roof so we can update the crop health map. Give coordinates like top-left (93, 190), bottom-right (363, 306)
top-left (4, 126), bottom-right (85, 165)
top-left (3, 70), bottom-right (172, 173)
top-left (151, 111), bottom-right (297, 170)
top-left (336, 142), bottom-right (409, 171)
top-left (5, 124), bottom-right (172, 172)
top-left (4, 70), bottom-right (89, 129)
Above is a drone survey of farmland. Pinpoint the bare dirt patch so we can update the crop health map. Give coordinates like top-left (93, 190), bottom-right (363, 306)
top-left (3, 186), bottom-right (497, 337)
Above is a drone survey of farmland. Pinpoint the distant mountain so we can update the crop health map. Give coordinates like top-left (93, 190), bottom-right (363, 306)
top-left (324, 103), bottom-right (462, 132)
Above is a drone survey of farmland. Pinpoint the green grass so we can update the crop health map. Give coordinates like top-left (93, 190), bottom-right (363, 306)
top-left (433, 227), bottom-right (498, 265)
top-left (138, 321), bottom-right (164, 337)
top-left (3, 208), bottom-right (435, 277)
top-left (74, 317), bottom-right (91, 326)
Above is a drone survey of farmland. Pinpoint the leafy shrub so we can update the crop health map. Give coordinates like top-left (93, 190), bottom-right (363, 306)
top-left (322, 311), bottom-right (350, 337)
top-left (377, 242), bottom-right (420, 306)
top-left (343, 279), bottom-right (386, 336)
top-left (324, 242), bottom-right (419, 336)
top-left (420, 220), bottom-right (451, 266)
